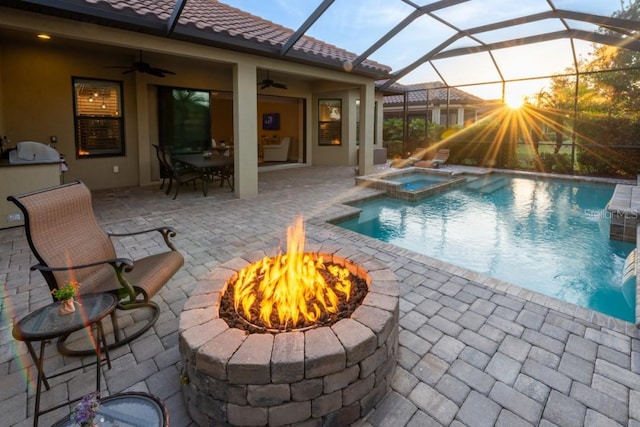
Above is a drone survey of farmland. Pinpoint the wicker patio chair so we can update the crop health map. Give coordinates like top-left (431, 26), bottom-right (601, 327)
top-left (8, 181), bottom-right (184, 355)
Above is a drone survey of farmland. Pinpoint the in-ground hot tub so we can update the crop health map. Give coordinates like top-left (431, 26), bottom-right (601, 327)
top-left (179, 247), bottom-right (399, 427)
top-left (355, 168), bottom-right (466, 201)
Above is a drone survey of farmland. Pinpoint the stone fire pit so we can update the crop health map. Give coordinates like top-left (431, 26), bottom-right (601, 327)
top-left (179, 248), bottom-right (399, 427)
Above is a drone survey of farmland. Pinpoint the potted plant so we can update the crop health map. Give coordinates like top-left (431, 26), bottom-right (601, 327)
top-left (51, 281), bottom-right (79, 315)
top-left (72, 392), bottom-right (100, 426)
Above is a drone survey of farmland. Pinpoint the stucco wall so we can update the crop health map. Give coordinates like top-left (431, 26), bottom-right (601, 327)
top-left (1, 41), bottom-right (140, 189)
top-left (312, 91), bottom-right (349, 166)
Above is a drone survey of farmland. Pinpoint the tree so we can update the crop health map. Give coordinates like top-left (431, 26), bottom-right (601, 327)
top-left (523, 0), bottom-right (640, 177)
top-left (584, 0), bottom-right (640, 116)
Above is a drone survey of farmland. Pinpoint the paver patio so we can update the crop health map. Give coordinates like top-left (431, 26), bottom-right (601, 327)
top-left (2, 165), bottom-right (640, 426)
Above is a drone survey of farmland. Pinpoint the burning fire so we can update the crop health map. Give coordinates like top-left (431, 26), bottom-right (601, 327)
top-left (233, 217), bottom-right (352, 330)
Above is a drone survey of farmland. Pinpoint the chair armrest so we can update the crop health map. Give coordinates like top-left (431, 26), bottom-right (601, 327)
top-left (31, 258), bottom-right (137, 302)
top-left (31, 258), bottom-right (133, 272)
top-left (108, 226), bottom-right (179, 251)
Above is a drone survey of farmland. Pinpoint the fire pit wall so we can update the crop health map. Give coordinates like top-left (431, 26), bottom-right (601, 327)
top-left (179, 250), bottom-right (399, 427)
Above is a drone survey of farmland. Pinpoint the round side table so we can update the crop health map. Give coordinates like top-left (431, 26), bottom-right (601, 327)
top-left (51, 392), bottom-right (169, 427)
top-left (13, 292), bottom-right (117, 427)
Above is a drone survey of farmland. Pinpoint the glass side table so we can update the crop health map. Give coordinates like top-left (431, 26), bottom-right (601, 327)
top-left (12, 292), bottom-right (117, 427)
top-left (51, 392), bottom-right (169, 427)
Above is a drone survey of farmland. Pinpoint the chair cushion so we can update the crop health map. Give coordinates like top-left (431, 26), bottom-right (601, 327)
top-left (127, 251), bottom-right (184, 298)
top-left (77, 251), bottom-right (184, 299)
top-left (414, 160), bottom-right (433, 168)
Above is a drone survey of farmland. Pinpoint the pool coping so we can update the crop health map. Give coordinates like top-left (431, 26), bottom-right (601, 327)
top-left (334, 168), bottom-right (640, 330)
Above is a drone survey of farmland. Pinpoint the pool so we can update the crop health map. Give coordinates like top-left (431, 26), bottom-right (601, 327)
top-left (339, 174), bottom-right (637, 322)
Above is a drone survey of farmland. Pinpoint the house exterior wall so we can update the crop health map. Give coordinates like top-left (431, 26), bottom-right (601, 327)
top-left (0, 7), bottom-right (379, 194)
top-left (0, 41), bottom-right (141, 189)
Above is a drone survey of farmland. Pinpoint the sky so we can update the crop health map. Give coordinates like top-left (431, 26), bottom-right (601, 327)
top-left (221, 0), bottom-right (622, 102)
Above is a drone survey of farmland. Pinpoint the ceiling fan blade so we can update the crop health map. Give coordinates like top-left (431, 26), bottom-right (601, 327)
top-left (145, 68), bottom-right (167, 78)
top-left (258, 77), bottom-right (286, 89)
top-left (105, 51), bottom-right (176, 77)
top-left (151, 68), bottom-right (176, 75)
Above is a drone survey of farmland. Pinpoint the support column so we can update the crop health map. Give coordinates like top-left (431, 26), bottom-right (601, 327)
top-left (358, 81), bottom-right (375, 175)
top-left (233, 62), bottom-right (258, 197)
top-left (135, 75), bottom-right (152, 186)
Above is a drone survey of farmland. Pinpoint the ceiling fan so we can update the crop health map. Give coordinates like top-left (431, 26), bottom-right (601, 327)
top-left (106, 51), bottom-right (176, 78)
top-left (258, 71), bottom-right (287, 89)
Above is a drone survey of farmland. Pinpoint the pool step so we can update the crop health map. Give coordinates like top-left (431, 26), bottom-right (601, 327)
top-left (621, 248), bottom-right (637, 310)
top-left (466, 176), bottom-right (509, 193)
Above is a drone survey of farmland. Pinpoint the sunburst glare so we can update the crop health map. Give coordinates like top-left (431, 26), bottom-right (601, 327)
top-left (505, 95), bottom-right (524, 109)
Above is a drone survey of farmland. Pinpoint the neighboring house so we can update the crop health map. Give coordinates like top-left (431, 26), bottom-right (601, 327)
top-left (383, 82), bottom-right (487, 128)
top-left (0, 0), bottom-right (391, 197)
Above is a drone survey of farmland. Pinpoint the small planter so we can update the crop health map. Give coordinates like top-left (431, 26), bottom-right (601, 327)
top-left (52, 281), bottom-right (79, 315)
top-left (59, 297), bottom-right (76, 315)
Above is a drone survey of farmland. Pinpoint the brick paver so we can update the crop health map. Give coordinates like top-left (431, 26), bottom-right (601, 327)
top-left (2, 165), bottom-right (640, 426)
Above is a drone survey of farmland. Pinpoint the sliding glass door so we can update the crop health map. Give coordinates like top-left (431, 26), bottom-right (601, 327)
top-left (158, 87), bottom-right (211, 153)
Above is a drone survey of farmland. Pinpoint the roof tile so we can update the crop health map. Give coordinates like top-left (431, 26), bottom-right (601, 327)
top-left (85, 0), bottom-right (390, 74)
top-left (383, 82), bottom-right (484, 104)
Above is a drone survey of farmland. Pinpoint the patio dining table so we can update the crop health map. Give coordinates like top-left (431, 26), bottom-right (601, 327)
top-left (173, 153), bottom-right (234, 191)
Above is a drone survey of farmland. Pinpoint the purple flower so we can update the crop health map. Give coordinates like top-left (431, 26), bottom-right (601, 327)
top-left (72, 392), bottom-right (100, 426)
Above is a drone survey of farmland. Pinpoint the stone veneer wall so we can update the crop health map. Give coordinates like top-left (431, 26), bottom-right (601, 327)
top-left (179, 249), bottom-right (399, 427)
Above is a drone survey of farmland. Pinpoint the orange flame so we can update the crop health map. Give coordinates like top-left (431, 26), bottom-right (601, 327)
top-left (233, 217), bottom-right (352, 329)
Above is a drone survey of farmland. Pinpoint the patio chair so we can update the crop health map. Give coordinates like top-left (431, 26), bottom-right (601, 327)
top-left (415, 148), bottom-right (450, 168)
top-left (152, 144), bottom-right (172, 190)
top-left (7, 181), bottom-right (184, 355)
top-left (162, 150), bottom-right (208, 199)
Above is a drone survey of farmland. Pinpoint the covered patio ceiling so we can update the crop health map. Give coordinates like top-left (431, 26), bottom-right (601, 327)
top-left (2, 0), bottom-right (638, 100)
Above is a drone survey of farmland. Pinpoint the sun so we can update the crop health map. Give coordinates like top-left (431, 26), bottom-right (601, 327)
top-left (505, 95), bottom-right (524, 109)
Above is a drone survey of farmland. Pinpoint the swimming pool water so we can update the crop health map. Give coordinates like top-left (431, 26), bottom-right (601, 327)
top-left (338, 175), bottom-right (636, 322)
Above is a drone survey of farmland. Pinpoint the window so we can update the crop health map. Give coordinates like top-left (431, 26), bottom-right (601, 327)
top-left (318, 99), bottom-right (342, 146)
top-left (73, 78), bottom-right (124, 158)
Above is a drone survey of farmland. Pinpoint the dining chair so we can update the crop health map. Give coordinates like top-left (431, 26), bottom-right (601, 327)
top-left (162, 151), bottom-right (208, 199)
top-left (152, 144), bottom-right (172, 190)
